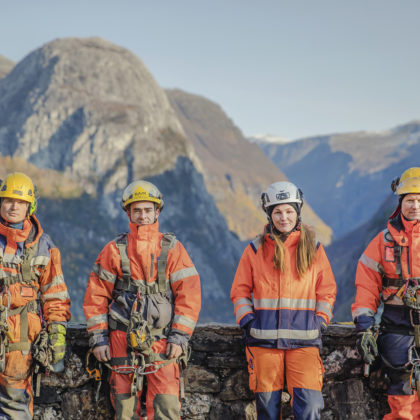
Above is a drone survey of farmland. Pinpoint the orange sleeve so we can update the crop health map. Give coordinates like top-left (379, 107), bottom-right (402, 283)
top-left (83, 241), bottom-right (122, 345)
top-left (40, 247), bottom-right (71, 323)
top-left (314, 244), bottom-right (337, 325)
top-left (166, 241), bottom-right (201, 341)
top-left (351, 232), bottom-right (383, 321)
top-left (230, 245), bottom-right (255, 327)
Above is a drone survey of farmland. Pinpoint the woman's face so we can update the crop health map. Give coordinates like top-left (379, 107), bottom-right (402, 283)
top-left (271, 203), bottom-right (298, 233)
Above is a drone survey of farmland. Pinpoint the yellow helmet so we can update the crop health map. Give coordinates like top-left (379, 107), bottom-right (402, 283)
top-left (391, 167), bottom-right (420, 196)
top-left (121, 180), bottom-right (164, 211)
top-left (0, 172), bottom-right (37, 216)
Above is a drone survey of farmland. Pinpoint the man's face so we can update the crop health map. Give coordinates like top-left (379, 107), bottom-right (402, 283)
top-left (128, 201), bottom-right (159, 225)
top-left (0, 198), bottom-right (29, 224)
top-left (401, 193), bottom-right (420, 221)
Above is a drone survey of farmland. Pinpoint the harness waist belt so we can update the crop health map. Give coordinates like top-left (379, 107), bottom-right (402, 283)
top-left (109, 317), bottom-right (169, 337)
top-left (381, 325), bottom-right (414, 335)
top-left (383, 277), bottom-right (405, 288)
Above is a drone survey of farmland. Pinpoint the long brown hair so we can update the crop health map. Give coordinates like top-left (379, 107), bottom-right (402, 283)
top-left (262, 224), bottom-right (317, 277)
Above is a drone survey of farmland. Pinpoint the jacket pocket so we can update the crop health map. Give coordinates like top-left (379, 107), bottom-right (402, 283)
top-left (145, 291), bottom-right (174, 329)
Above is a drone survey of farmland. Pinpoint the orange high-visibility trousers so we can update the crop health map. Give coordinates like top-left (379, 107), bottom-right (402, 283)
top-left (109, 330), bottom-right (180, 420)
top-left (0, 350), bottom-right (34, 420)
top-left (384, 395), bottom-right (420, 420)
top-left (246, 346), bottom-right (324, 420)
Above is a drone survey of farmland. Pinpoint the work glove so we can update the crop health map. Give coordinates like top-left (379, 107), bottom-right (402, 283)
top-left (316, 315), bottom-right (328, 333)
top-left (48, 323), bottom-right (67, 365)
top-left (356, 329), bottom-right (378, 364)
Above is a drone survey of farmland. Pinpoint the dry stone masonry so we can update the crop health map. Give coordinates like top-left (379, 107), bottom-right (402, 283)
top-left (34, 323), bottom-right (388, 420)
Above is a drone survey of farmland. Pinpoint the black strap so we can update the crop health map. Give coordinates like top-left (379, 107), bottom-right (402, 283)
top-left (110, 356), bottom-right (131, 366)
top-left (383, 277), bottom-right (405, 288)
top-left (108, 317), bottom-right (128, 332)
top-left (380, 325), bottom-right (414, 335)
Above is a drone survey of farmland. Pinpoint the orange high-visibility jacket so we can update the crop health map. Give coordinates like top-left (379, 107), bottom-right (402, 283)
top-left (231, 229), bottom-right (336, 349)
top-left (352, 215), bottom-right (420, 332)
top-left (83, 221), bottom-right (201, 348)
top-left (0, 216), bottom-right (71, 345)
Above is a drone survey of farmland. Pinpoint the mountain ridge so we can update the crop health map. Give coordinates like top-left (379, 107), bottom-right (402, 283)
top-left (0, 37), bottom-right (243, 322)
top-left (258, 126), bottom-right (420, 238)
top-left (167, 89), bottom-right (332, 244)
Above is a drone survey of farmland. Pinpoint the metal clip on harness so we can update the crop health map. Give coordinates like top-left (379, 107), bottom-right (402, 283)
top-left (408, 346), bottom-right (420, 398)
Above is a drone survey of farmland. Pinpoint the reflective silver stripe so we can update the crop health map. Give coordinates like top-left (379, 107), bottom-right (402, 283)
top-left (87, 314), bottom-right (108, 329)
top-left (383, 228), bottom-right (393, 243)
top-left (250, 327), bottom-right (319, 340)
top-left (2, 254), bottom-right (21, 264)
top-left (173, 314), bottom-right (196, 330)
top-left (234, 298), bottom-right (253, 309)
top-left (109, 309), bottom-right (130, 326)
top-left (40, 274), bottom-right (65, 293)
top-left (316, 301), bottom-right (333, 319)
top-left (93, 264), bottom-right (117, 285)
top-left (170, 267), bottom-right (198, 284)
top-left (0, 271), bottom-right (18, 280)
top-left (41, 290), bottom-right (69, 302)
top-left (251, 236), bottom-right (262, 250)
top-left (235, 305), bottom-right (253, 322)
top-left (32, 255), bottom-right (50, 266)
top-left (253, 298), bottom-right (316, 310)
top-left (351, 307), bottom-right (375, 320)
top-left (359, 253), bottom-right (384, 274)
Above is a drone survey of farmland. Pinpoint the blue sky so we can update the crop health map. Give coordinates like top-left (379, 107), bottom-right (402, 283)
top-left (1, 1), bottom-right (420, 139)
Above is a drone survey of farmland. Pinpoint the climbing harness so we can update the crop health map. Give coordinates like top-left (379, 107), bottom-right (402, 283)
top-left (0, 291), bottom-right (12, 372)
top-left (381, 228), bottom-right (420, 396)
top-left (86, 232), bottom-right (191, 397)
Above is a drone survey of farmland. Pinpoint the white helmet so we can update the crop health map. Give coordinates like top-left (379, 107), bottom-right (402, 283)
top-left (261, 181), bottom-right (303, 214)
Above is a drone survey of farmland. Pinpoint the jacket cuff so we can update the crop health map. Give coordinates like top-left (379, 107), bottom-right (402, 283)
top-left (354, 315), bottom-right (375, 332)
top-left (239, 313), bottom-right (255, 329)
top-left (316, 315), bottom-right (328, 333)
top-left (89, 329), bottom-right (109, 348)
top-left (167, 331), bottom-right (189, 348)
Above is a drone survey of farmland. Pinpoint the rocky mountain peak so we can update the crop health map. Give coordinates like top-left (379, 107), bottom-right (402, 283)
top-left (167, 89), bottom-right (332, 244)
top-left (0, 54), bottom-right (14, 79)
top-left (0, 37), bottom-right (197, 196)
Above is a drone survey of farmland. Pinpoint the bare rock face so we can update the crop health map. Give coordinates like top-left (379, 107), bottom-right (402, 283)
top-left (0, 37), bottom-right (196, 197)
top-left (0, 54), bottom-right (14, 79)
top-left (167, 89), bottom-right (333, 245)
top-left (0, 38), bottom-right (242, 323)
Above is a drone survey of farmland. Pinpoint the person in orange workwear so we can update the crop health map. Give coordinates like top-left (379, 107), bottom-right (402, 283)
top-left (352, 167), bottom-right (420, 419)
top-left (231, 181), bottom-right (336, 420)
top-left (83, 180), bottom-right (201, 420)
top-left (0, 172), bottom-right (71, 419)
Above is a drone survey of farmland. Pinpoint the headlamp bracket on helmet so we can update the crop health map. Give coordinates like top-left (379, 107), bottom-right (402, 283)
top-left (391, 177), bottom-right (400, 194)
top-left (276, 192), bottom-right (290, 200)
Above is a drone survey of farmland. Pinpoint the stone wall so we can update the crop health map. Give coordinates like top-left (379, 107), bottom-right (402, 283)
top-left (34, 323), bottom-right (389, 420)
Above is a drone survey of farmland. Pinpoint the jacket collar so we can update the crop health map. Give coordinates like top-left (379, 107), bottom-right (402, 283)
top-left (129, 220), bottom-right (160, 241)
top-left (388, 214), bottom-right (419, 245)
top-left (265, 227), bottom-right (300, 247)
top-left (0, 218), bottom-right (33, 244)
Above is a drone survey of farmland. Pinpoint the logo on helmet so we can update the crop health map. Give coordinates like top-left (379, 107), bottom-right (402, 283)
top-left (276, 192), bottom-right (290, 200)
